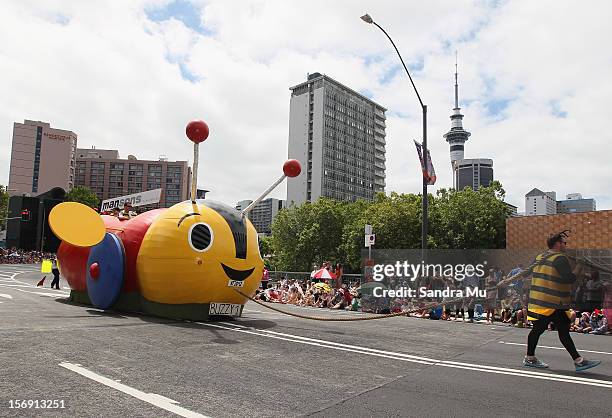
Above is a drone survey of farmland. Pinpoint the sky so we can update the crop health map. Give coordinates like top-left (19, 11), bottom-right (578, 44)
top-left (1, 0), bottom-right (611, 212)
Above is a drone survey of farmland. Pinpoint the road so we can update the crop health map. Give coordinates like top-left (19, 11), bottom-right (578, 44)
top-left (0, 264), bottom-right (611, 417)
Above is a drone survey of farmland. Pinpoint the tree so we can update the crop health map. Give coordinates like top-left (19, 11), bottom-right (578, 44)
top-left (429, 181), bottom-right (509, 249)
top-left (0, 185), bottom-right (8, 231)
top-left (267, 181), bottom-right (511, 272)
top-left (65, 186), bottom-right (100, 208)
top-left (270, 198), bottom-right (347, 271)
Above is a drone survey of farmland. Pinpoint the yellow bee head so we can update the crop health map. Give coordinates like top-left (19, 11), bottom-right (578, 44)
top-left (136, 200), bottom-right (263, 305)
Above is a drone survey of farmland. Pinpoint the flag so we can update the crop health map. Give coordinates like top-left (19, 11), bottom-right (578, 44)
top-left (414, 140), bottom-right (437, 185)
top-left (36, 276), bottom-right (46, 287)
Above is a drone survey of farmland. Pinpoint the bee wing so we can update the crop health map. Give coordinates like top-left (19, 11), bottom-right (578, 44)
top-left (49, 202), bottom-right (106, 247)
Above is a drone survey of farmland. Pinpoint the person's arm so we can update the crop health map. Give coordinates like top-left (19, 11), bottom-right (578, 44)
top-left (553, 256), bottom-right (577, 284)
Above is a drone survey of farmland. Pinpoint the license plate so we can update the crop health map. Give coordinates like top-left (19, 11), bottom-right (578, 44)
top-left (209, 303), bottom-right (242, 317)
top-left (227, 279), bottom-right (244, 288)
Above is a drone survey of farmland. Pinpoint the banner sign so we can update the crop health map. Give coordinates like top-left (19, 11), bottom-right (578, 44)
top-left (414, 140), bottom-right (437, 185)
top-left (100, 189), bottom-right (162, 211)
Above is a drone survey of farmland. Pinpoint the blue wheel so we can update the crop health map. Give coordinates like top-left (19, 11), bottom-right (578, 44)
top-left (86, 233), bottom-right (125, 309)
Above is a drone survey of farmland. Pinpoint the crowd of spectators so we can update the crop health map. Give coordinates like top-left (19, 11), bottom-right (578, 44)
top-left (255, 264), bottom-right (610, 336)
top-left (0, 248), bottom-right (53, 264)
top-left (255, 279), bottom-right (360, 311)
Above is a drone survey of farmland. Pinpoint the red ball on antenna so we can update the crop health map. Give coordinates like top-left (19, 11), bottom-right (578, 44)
top-left (283, 159), bottom-right (301, 178)
top-left (186, 120), bottom-right (209, 143)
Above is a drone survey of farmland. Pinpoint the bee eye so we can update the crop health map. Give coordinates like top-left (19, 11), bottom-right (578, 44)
top-left (188, 223), bottom-right (213, 252)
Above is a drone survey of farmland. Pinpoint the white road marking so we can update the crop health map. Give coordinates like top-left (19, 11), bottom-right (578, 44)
top-left (499, 341), bottom-right (612, 356)
top-left (197, 322), bottom-right (612, 389)
top-left (15, 288), bottom-right (70, 297)
top-left (261, 329), bottom-right (434, 362)
top-left (218, 322), bottom-right (248, 329)
top-left (198, 322), bottom-right (435, 365)
top-left (0, 293), bottom-right (13, 299)
top-left (59, 362), bottom-right (208, 418)
top-left (0, 283), bottom-right (37, 288)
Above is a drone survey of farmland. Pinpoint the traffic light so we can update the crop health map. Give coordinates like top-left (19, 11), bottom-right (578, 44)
top-left (21, 209), bottom-right (31, 221)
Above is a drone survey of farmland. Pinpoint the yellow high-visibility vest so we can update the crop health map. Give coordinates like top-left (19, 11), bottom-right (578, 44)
top-left (527, 251), bottom-right (572, 321)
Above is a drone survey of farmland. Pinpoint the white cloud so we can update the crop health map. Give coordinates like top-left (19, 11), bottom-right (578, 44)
top-left (0, 0), bottom-right (610, 212)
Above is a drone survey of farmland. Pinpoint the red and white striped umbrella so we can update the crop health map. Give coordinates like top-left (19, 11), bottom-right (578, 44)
top-left (310, 268), bottom-right (337, 280)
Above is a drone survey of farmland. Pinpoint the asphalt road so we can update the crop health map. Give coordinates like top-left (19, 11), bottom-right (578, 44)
top-left (0, 264), bottom-right (611, 417)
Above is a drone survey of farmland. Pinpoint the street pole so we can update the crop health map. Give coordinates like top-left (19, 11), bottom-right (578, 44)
top-left (361, 14), bottom-right (428, 258)
top-left (422, 105), bottom-right (427, 257)
top-left (40, 203), bottom-right (46, 252)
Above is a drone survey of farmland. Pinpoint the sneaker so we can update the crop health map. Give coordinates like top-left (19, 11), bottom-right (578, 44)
top-left (575, 359), bottom-right (601, 372)
top-left (523, 357), bottom-right (549, 369)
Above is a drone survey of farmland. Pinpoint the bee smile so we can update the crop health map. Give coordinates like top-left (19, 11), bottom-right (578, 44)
top-left (221, 264), bottom-right (255, 281)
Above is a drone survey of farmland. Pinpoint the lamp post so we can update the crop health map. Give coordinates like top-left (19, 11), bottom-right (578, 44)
top-left (361, 13), bottom-right (428, 253)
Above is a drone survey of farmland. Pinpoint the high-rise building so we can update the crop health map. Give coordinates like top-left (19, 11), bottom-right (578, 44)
top-left (235, 198), bottom-right (285, 235)
top-left (287, 73), bottom-right (386, 205)
top-left (453, 159), bottom-right (494, 191)
top-left (235, 200), bottom-right (252, 212)
top-left (557, 193), bottom-right (596, 213)
top-left (75, 148), bottom-right (191, 208)
top-left (443, 61), bottom-right (495, 191)
top-left (525, 188), bottom-right (557, 216)
top-left (8, 120), bottom-right (77, 196)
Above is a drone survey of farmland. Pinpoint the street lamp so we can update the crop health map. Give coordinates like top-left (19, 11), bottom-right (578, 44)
top-left (361, 13), bottom-right (428, 252)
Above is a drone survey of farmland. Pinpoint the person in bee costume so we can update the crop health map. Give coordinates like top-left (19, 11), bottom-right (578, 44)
top-left (523, 231), bottom-right (601, 372)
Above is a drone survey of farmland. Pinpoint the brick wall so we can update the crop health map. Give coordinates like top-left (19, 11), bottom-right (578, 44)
top-left (506, 210), bottom-right (612, 249)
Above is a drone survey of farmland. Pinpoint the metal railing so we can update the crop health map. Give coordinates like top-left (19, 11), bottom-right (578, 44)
top-left (267, 271), bottom-right (364, 286)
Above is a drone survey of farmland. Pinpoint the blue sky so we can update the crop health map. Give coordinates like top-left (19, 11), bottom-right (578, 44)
top-left (145, 0), bottom-right (210, 35)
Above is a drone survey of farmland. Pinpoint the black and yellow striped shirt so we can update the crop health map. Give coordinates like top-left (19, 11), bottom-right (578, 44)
top-left (527, 251), bottom-right (576, 321)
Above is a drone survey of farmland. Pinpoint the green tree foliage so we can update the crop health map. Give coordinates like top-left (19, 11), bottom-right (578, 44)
top-left (430, 181), bottom-right (509, 249)
top-left (269, 182), bottom-right (511, 272)
top-left (0, 185), bottom-right (8, 231)
top-left (65, 186), bottom-right (100, 208)
top-left (270, 198), bottom-right (346, 271)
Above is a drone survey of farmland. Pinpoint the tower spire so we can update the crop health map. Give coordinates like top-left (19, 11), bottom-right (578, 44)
top-left (443, 51), bottom-right (470, 165)
top-left (454, 51), bottom-right (459, 109)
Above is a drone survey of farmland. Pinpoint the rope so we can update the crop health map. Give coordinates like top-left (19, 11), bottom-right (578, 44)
top-left (235, 252), bottom-right (611, 322)
top-left (234, 289), bottom-right (411, 321)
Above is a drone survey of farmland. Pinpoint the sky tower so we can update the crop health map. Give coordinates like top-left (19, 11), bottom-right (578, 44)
top-left (443, 55), bottom-right (471, 164)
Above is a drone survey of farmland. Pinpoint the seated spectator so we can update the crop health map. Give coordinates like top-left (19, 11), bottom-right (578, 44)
top-left (330, 290), bottom-right (346, 310)
top-left (514, 307), bottom-right (530, 328)
top-left (577, 312), bottom-right (592, 333)
top-left (569, 309), bottom-right (580, 332)
top-left (286, 287), bottom-right (300, 305)
top-left (301, 291), bottom-right (315, 307)
top-left (590, 309), bottom-right (609, 335)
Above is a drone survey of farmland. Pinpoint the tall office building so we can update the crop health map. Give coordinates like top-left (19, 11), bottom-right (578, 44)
top-left (443, 62), bottom-right (494, 191)
top-left (75, 148), bottom-right (191, 208)
top-left (557, 193), bottom-right (596, 214)
top-left (235, 198), bottom-right (285, 235)
top-left (454, 159), bottom-right (494, 191)
top-left (287, 73), bottom-right (386, 205)
top-left (525, 188), bottom-right (557, 216)
top-left (8, 120), bottom-right (77, 196)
